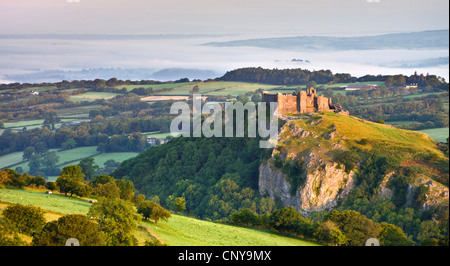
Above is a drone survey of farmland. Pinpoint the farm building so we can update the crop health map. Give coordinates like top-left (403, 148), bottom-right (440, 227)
top-left (147, 137), bottom-right (168, 146)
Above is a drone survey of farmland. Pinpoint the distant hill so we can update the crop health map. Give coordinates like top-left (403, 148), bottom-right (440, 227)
top-left (204, 30), bottom-right (450, 51)
top-left (5, 67), bottom-right (219, 84)
top-left (151, 68), bottom-right (219, 81)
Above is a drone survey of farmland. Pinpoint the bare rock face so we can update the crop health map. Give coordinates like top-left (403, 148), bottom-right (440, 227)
top-left (259, 149), bottom-right (356, 216)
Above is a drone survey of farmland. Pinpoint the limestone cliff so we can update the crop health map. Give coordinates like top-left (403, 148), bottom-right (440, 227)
top-left (258, 112), bottom-right (449, 215)
top-left (259, 151), bottom-right (355, 215)
top-left (259, 120), bottom-right (356, 215)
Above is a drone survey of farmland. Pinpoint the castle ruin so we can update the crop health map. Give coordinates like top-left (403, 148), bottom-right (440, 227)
top-left (262, 88), bottom-right (349, 116)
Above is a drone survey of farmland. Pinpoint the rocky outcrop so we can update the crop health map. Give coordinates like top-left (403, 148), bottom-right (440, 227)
top-left (260, 114), bottom-right (449, 216)
top-left (259, 147), bottom-right (356, 216)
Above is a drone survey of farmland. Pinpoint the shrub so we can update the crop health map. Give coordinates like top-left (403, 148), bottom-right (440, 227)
top-left (2, 203), bottom-right (46, 235)
top-left (32, 214), bottom-right (105, 246)
top-left (230, 208), bottom-right (261, 227)
top-left (335, 150), bottom-right (360, 173)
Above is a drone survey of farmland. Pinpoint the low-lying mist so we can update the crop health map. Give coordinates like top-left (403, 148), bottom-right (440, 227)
top-left (0, 35), bottom-right (448, 84)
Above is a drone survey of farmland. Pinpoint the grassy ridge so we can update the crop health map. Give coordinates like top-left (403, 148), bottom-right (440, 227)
top-left (0, 188), bottom-right (318, 246)
top-left (281, 112), bottom-right (446, 162)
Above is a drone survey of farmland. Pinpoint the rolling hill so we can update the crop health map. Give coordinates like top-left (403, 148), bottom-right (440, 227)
top-left (204, 30), bottom-right (450, 51)
top-left (0, 188), bottom-right (317, 246)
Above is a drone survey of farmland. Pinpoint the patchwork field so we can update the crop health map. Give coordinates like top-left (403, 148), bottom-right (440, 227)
top-left (0, 146), bottom-right (139, 181)
top-left (1, 146), bottom-right (101, 172)
top-left (3, 119), bottom-right (45, 130)
top-left (150, 81), bottom-right (279, 96)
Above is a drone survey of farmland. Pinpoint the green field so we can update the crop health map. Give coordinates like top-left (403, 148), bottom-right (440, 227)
top-left (205, 83), bottom-right (280, 97)
top-left (0, 188), bottom-right (92, 215)
top-left (117, 82), bottom-right (194, 92)
top-left (142, 131), bottom-right (173, 138)
top-left (418, 128), bottom-right (449, 143)
top-left (69, 92), bottom-right (120, 102)
top-left (0, 152), bottom-right (26, 167)
top-left (152, 81), bottom-right (279, 96)
top-left (56, 152), bottom-right (139, 172)
top-left (3, 119), bottom-right (45, 130)
top-left (1, 146), bottom-right (101, 172)
top-left (143, 215), bottom-right (317, 246)
top-left (55, 105), bottom-right (101, 117)
top-left (0, 146), bottom-right (138, 181)
top-left (0, 188), bottom-right (318, 246)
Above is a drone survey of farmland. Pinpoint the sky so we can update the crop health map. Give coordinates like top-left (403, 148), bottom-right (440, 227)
top-left (0, 0), bottom-right (448, 36)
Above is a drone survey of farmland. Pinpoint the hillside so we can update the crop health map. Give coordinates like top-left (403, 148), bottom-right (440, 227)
top-left (262, 111), bottom-right (448, 216)
top-left (112, 111), bottom-right (448, 243)
top-left (0, 188), bottom-right (317, 246)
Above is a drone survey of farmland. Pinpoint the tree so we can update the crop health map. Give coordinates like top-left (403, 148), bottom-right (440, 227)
top-left (236, 94), bottom-right (250, 101)
top-left (230, 208), bottom-right (261, 227)
top-left (306, 81), bottom-right (317, 89)
top-left (2, 203), bottom-right (46, 235)
top-left (32, 214), bottom-right (105, 246)
top-left (60, 165), bottom-right (85, 180)
top-left (417, 220), bottom-right (441, 244)
top-left (116, 179), bottom-right (135, 201)
top-left (91, 175), bottom-right (115, 187)
top-left (42, 151), bottom-right (59, 168)
top-left (56, 165), bottom-right (86, 196)
top-left (314, 220), bottom-right (347, 246)
top-left (0, 219), bottom-right (27, 246)
top-left (385, 76), bottom-right (394, 87)
top-left (87, 198), bottom-right (139, 246)
top-left (78, 158), bottom-right (98, 181)
top-left (43, 110), bottom-right (60, 130)
top-left (61, 138), bottom-right (76, 150)
top-left (93, 181), bottom-right (121, 199)
top-left (269, 207), bottom-right (303, 234)
top-left (137, 200), bottom-right (171, 224)
top-left (0, 170), bottom-right (14, 186)
top-left (23, 146), bottom-right (36, 161)
top-left (393, 75), bottom-right (406, 86)
top-left (324, 210), bottom-right (381, 246)
top-left (175, 197), bottom-right (186, 213)
top-left (378, 223), bottom-right (414, 246)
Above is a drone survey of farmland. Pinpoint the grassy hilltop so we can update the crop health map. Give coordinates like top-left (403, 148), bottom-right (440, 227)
top-left (279, 111), bottom-right (445, 160)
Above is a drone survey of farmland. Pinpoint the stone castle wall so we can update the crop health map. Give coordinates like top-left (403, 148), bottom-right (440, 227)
top-left (262, 88), bottom-right (348, 116)
top-left (277, 93), bottom-right (298, 114)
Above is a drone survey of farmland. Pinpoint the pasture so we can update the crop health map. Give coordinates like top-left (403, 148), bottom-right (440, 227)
top-left (0, 188), bottom-right (319, 246)
top-left (418, 128), bottom-right (449, 143)
top-left (142, 215), bottom-right (318, 246)
top-left (69, 92), bottom-right (120, 102)
top-left (1, 146), bottom-right (100, 172)
top-left (117, 82), bottom-right (194, 92)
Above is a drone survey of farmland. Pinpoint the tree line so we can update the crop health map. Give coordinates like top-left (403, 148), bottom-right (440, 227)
top-left (218, 67), bottom-right (449, 89)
